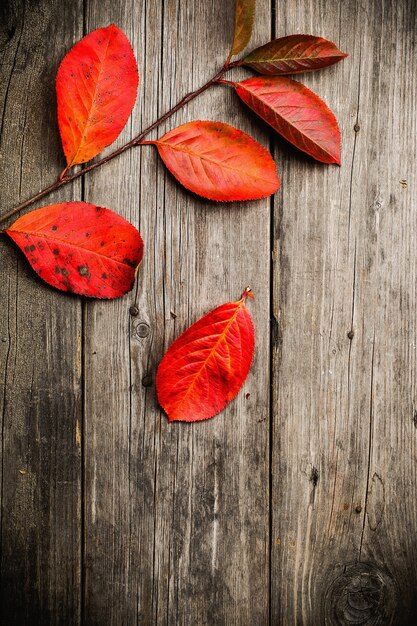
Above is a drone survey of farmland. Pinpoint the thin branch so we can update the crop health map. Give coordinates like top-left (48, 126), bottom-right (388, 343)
top-left (0, 66), bottom-right (230, 226)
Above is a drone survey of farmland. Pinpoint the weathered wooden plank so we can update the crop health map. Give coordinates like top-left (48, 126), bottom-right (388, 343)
top-left (271, 0), bottom-right (417, 623)
top-left (0, 1), bottom-right (83, 623)
top-left (82, 0), bottom-right (271, 623)
top-left (5, 1), bottom-right (416, 623)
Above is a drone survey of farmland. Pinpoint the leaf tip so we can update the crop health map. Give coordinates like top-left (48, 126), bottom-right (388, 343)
top-left (106, 23), bottom-right (119, 34)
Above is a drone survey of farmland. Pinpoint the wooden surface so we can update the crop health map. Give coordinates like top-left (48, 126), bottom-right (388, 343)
top-left (0, 0), bottom-right (416, 624)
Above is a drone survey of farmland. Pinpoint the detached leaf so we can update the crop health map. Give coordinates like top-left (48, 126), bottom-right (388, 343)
top-left (243, 34), bottom-right (348, 75)
top-left (56, 24), bottom-right (139, 168)
top-left (6, 202), bottom-right (143, 299)
top-left (157, 289), bottom-right (255, 422)
top-left (235, 76), bottom-right (341, 164)
top-left (148, 121), bottom-right (279, 201)
top-left (230, 0), bottom-right (256, 57)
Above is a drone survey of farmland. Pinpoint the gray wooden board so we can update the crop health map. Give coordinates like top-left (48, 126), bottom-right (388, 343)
top-left (83, 0), bottom-right (271, 624)
top-left (0, 0), bottom-right (83, 624)
top-left (0, 0), bottom-right (416, 624)
top-left (271, 0), bottom-right (417, 624)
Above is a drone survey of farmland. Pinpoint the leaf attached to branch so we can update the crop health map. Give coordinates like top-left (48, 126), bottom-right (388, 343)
top-left (56, 24), bottom-right (139, 168)
top-left (147, 120), bottom-right (279, 201)
top-left (234, 76), bottom-right (341, 164)
top-left (156, 289), bottom-right (255, 422)
top-left (243, 34), bottom-right (348, 75)
top-left (6, 202), bottom-right (143, 299)
top-left (229, 0), bottom-right (256, 57)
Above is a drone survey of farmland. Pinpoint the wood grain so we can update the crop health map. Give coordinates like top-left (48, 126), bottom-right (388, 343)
top-left (82, 0), bottom-right (271, 623)
top-left (0, 0), bottom-right (416, 624)
top-left (271, 0), bottom-right (417, 624)
top-left (0, 0), bottom-right (83, 623)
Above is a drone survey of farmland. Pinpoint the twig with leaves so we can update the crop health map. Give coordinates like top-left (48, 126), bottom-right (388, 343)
top-left (0, 0), bottom-right (347, 421)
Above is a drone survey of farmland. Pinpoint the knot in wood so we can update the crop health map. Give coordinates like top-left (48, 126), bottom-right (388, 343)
top-left (135, 322), bottom-right (150, 338)
top-left (325, 563), bottom-right (397, 625)
top-left (142, 374), bottom-right (153, 387)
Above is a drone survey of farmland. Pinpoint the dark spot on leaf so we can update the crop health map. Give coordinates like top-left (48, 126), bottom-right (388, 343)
top-left (123, 257), bottom-right (135, 268)
top-left (101, 273), bottom-right (107, 279)
top-left (53, 248), bottom-right (59, 255)
top-left (55, 266), bottom-right (61, 274)
top-left (78, 265), bottom-right (89, 277)
top-left (85, 232), bottom-right (90, 237)
top-left (100, 241), bottom-right (105, 246)
top-left (61, 268), bottom-right (69, 278)
top-left (52, 225), bottom-right (58, 231)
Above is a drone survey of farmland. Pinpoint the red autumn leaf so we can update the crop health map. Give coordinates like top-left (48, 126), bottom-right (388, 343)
top-left (56, 24), bottom-right (139, 169)
top-left (235, 76), bottom-right (341, 164)
top-left (229, 0), bottom-right (256, 57)
top-left (146, 121), bottom-right (279, 201)
top-left (156, 288), bottom-right (255, 422)
top-left (243, 34), bottom-right (348, 75)
top-left (6, 202), bottom-right (143, 299)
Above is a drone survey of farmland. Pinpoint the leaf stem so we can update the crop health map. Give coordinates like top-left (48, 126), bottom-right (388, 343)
top-left (241, 286), bottom-right (254, 302)
top-left (227, 59), bottom-right (244, 69)
top-left (58, 166), bottom-right (69, 182)
top-left (0, 65), bottom-right (232, 226)
top-left (215, 78), bottom-right (236, 86)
